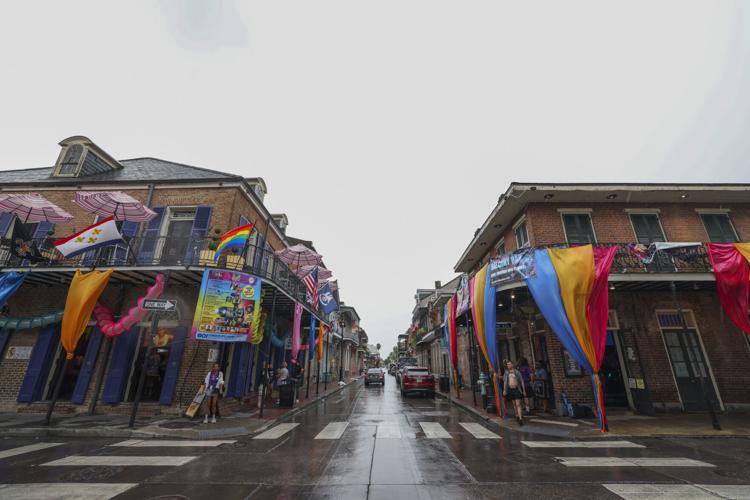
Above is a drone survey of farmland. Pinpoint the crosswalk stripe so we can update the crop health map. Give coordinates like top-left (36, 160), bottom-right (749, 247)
top-left (315, 422), bottom-right (349, 440)
top-left (557, 457), bottom-right (715, 467)
top-left (41, 455), bottom-right (198, 467)
top-left (523, 440), bottom-right (644, 448)
top-left (253, 423), bottom-right (300, 440)
top-left (419, 422), bottom-right (452, 439)
top-left (0, 483), bottom-right (138, 499)
top-left (0, 442), bottom-right (63, 459)
top-left (459, 422), bottom-right (501, 439)
top-left (376, 422), bottom-right (402, 439)
top-left (529, 418), bottom-right (579, 427)
top-left (603, 483), bottom-right (750, 499)
top-left (110, 439), bottom-right (236, 447)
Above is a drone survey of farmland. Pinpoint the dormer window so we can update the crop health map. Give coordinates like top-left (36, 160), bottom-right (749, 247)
top-left (53, 136), bottom-right (122, 178)
top-left (58, 144), bottom-right (83, 176)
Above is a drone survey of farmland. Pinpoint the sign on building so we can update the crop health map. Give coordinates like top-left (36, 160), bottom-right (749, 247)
top-left (191, 269), bottom-right (262, 342)
top-left (5, 346), bottom-right (32, 360)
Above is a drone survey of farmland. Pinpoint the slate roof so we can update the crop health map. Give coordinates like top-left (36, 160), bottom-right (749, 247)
top-left (0, 157), bottom-right (240, 186)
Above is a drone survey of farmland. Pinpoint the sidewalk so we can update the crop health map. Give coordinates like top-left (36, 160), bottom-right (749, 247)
top-left (0, 377), bottom-right (362, 440)
top-left (436, 386), bottom-right (750, 439)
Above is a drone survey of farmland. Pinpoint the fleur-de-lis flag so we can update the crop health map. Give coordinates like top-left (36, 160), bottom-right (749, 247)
top-left (54, 216), bottom-right (124, 258)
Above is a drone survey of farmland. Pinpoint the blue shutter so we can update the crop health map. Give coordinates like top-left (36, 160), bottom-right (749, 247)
top-left (81, 217), bottom-right (102, 266)
top-left (137, 207), bottom-right (165, 264)
top-left (228, 343), bottom-right (253, 398)
top-left (17, 326), bottom-right (61, 402)
top-left (253, 233), bottom-right (266, 274)
top-left (184, 206), bottom-right (212, 265)
top-left (32, 222), bottom-right (54, 240)
top-left (113, 221), bottom-right (139, 265)
top-left (0, 329), bottom-right (11, 358)
top-left (243, 344), bottom-right (256, 395)
top-left (102, 327), bottom-right (139, 404)
top-left (0, 213), bottom-right (13, 236)
top-left (159, 326), bottom-right (187, 405)
top-left (71, 328), bottom-right (103, 404)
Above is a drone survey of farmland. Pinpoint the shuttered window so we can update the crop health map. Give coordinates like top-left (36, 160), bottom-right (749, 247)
top-left (630, 214), bottom-right (666, 244)
top-left (562, 213), bottom-right (596, 245)
top-left (700, 213), bottom-right (738, 243)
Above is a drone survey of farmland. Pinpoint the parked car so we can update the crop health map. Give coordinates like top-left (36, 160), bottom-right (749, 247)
top-left (395, 365), bottom-right (415, 386)
top-left (365, 368), bottom-right (385, 386)
top-left (400, 367), bottom-right (435, 397)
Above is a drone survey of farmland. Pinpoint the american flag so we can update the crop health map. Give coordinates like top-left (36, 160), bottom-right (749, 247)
top-left (302, 266), bottom-right (319, 310)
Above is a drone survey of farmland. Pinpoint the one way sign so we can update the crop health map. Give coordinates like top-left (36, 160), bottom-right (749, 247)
top-left (143, 299), bottom-right (177, 312)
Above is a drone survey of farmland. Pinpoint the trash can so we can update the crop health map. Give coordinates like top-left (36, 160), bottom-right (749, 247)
top-left (439, 375), bottom-right (450, 392)
top-left (279, 382), bottom-right (295, 408)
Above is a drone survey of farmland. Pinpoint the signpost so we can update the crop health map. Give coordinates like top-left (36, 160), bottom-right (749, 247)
top-left (143, 299), bottom-right (177, 311)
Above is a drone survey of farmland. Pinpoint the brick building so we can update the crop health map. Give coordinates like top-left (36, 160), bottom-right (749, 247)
top-left (451, 182), bottom-right (750, 415)
top-left (0, 136), bottom-right (351, 416)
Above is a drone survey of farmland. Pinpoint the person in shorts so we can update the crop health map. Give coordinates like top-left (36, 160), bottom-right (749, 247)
top-left (502, 360), bottom-right (527, 426)
top-left (203, 363), bottom-right (224, 424)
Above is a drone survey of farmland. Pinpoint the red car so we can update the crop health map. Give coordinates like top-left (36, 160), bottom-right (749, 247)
top-left (400, 367), bottom-right (435, 397)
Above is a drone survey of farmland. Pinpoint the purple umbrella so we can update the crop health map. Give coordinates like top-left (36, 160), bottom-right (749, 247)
top-left (74, 192), bottom-right (156, 222)
top-left (275, 244), bottom-right (323, 268)
top-left (0, 193), bottom-right (74, 223)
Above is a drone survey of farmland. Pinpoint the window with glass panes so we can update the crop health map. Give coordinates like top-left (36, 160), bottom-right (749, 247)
top-left (700, 213), bottom-right (738, 243)
top-left (514, 222), bottom-right (529, 248)
top-left (630, 213), bottom-right (666, 244)
top-left (562, 213), bottom-right (596, 244)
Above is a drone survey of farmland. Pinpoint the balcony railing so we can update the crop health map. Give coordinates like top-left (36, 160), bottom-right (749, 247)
top-left (491, 242), bottom-right (712, 286)
top-left (0, 236), bottom-right (310, 303)
top-left (600, 242), bottom-right (711, 275)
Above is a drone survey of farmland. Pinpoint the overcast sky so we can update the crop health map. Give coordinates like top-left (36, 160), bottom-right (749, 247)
top-left (2, 1), bottom-right (750, 355)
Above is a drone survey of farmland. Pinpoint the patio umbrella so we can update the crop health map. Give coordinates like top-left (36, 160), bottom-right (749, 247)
top-left (320, 279), bottom-right (338, 292)
top-left (298, 265), bottom-right (332, 280)
top-left (0, 193), bottom-right (74, 223)
top-left (275, 244), bottom-right (323, 268)
top-left (73, 191), bottom-right (156, 222)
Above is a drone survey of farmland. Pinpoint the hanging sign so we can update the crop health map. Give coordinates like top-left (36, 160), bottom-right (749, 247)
top-left (489, 248), bottom-right (536, 286)
top-left (191, 269), bottom-right (262, 342)
top-left (455, 274), bottom-right (470, 315)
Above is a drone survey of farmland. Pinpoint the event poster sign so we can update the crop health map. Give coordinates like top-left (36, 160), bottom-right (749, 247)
top-left (455, 274), bottom-right (470, 315)
top-left (191, 269), bottom-right (262, 342)
top-left (489, 248), bottom-right (536, 286)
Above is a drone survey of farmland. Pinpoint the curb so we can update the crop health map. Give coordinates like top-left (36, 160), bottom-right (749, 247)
top-left (0, 378), bottom-right (363, 440)
top-left (436, 391), bottom-right (750, 439)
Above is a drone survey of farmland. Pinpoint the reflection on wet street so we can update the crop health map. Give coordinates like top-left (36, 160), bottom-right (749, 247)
top-left (1, 375), bottom-right (749, 499)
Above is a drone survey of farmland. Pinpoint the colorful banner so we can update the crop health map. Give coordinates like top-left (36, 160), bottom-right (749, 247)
top-left (309, 315), bottom-right (318, 361)
top-left (448, 295), bottom-right (458, 369)
top-left (489, 247), bottom-right (536, 286)
top-left (629, 241), bottom-right (701, 264)
top-left (525, 245), bottom-right (616, 432)
top-left (61, 269), bottom-right (113, 359)
top-left (707, 243), bottom-right (750, 335)
top-left (93, 274), bottom-right (166, 337)
top-left (292, 303), bottom-right (302, 362)
top-left (455, 274), bottom-right (470, 315)
top-left (191, 269), bottom-right (262, 342)
top-left (0, 271), bottom-right (27, 310)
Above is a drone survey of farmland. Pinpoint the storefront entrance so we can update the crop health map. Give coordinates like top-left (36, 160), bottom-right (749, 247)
top-left (45, 327), bottom-right (95, 401)
top-left (662, 329), bottom-right (720, 411)
top-left (600, 331), bottom-right (629, 408)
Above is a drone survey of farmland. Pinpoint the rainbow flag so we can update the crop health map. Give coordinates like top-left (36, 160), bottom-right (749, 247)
top-left (214, 223), bottom-right (254, 261)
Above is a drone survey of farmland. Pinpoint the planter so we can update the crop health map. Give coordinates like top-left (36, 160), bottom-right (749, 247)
top-left (199, 249), bottom-right (217, 267)
top-left (226, 254), bottom-right (244, 270)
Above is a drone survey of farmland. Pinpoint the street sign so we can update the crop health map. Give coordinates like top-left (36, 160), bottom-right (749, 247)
top-left (143, 299), bottom-right (177, 311)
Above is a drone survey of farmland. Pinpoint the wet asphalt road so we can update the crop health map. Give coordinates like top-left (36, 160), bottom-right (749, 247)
top-left (1, 374), bottom-right (750, 499)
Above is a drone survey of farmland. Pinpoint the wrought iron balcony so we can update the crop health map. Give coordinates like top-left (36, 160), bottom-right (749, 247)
top-left (0, 235), bottom-right (310, 304)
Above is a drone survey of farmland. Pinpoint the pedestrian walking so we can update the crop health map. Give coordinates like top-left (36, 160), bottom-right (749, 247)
top-left (532, 360), bottom-right (550, 413)
top-left (502, 360), bottom-right (526, 426)
top-left (203, 363), bottom-right (224, 424)
top-left (276, 361), bottom-right (289, 405)
top-left (518, 357), bottom-right (533, 414)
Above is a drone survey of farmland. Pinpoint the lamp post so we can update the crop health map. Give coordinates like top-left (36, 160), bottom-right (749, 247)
top-left (338, 316), bottom-right (346, 382)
